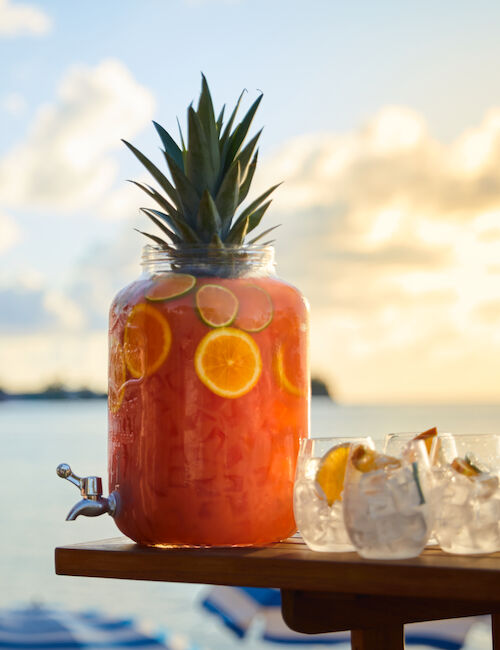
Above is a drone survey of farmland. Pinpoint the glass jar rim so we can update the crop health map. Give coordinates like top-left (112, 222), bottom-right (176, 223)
top-left (140, 244), bottom-right (276, 277)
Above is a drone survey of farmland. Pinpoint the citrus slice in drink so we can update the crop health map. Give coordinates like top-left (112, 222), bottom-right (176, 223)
top-left (109, 339), bottom-right (126, 413)
top-left (233, 284), bottom-right (273, 332)
top-left (315, 443), bottom-right (351, 505)
top-left (123, 303), bottom-right (172, 378)
top-left (194, 327), bottom-right (262, 398)
top-left (196, 284), bottom-right (239, 327)
top-left (351, 445), bottom-right (401, 473)
top-left (451, 456), bottom-right (481, 478)
top-left (275, 343), bottom-right (307, 397)
top-left (413, 427), bottom-right (438, 455)
top-left (145, 273), bottom-right (196, 301)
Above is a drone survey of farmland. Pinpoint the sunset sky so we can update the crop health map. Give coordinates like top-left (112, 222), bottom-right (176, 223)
top-left (2, 0), bottom-right (500, 402)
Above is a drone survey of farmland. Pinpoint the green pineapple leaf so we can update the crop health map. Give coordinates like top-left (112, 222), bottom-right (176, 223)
top-left (153, 121), bottom-right (184, 172)
top-left (215, 160), bottom-right (240, 235)
top-left (140, 208), bottom-right (182, 245)
top-left (177, 117), bottom-right (187, 153)
top-left (219, 88), bottom-right (246, 149)
top-left (197, 190), bottom-right (222, 242)
top-left (225, 214), bottom-right (249, 244)
top-left (248, 224), bottom-right (280, 244)
top-left (223, 94), bottom-right (263, 173)
top-left (216, 105), bottom-right (225, 134)
top-left (197, 74), bottom-right (220, 173)
top-left (143, 207), bottom-right (201, 243)
top-left (238, 150), bottom-right (258, 205)
top-left (231, 183), bottom-right (281, 233)
top-left (235, 129), bottom-right (261, 185)
top-left (245, 199), bottom-right (273, 234)
top-left (134, 228), bottom-right (172, 249)
top-left (186, 106), bottom-right (217, 193)
top-left (122, 139), bottom-right (179, 208)
top-left (210, 232), bottom-right (224, 248)
top-left (164, 150), bottom-right (201, 227)
top-left (128, 180), bottom-right (181, 219)
top-left (125, 77), bottom-right (281, 254)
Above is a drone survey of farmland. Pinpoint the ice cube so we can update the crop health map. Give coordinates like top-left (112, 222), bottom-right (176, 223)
top-left (471, 473), bottom-right (499, 501)
top-left (443, 473), bottom-right (471, 506)
top-left (303, 458), bottom-right (321, 480)
top-left (403, 512), bottom-right (429, 543)
top-left (435, 502), bottom-right (466, 532)
top-left (374, 514), bottom-right (405, 545)
top-left (367, 489), bottom-right (397, 518)
top-left (471, 497), bottom-right (500, 528)
top-left (359, 470), bottom-right (386, 495)
top-left (392, 475), bottom-right (424, 512)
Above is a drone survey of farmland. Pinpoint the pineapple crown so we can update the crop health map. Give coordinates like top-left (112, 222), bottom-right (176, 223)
top-left (122, 74), bottom-right (280, 252)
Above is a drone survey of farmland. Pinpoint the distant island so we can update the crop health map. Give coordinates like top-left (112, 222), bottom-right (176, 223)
top-left (1, 377), bottom-right (333, 401)
top-left (0, 384), bottom-right (107, 401)
top-left (311, 377), bottom-right (332, 398)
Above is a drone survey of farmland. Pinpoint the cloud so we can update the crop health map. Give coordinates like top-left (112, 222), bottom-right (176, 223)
top-left (0, 59), bottom-right (155, 212)
top-left (0, 284), bottom-right (84, 334)
top-left (0, 330), bottom-right (106, 391)
top-left (4, 103), bottom-right (500, 401)
top-left (1, 92), bottom-right (27, 116)
top-left (0, 0), bottom-right (51, 36)
top-left (249, 106), bottom-right (500, 401)
top-left (0, 211), bottom-right (20, 251)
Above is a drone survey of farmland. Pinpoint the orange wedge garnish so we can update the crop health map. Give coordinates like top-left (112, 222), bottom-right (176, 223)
top-left (145, 273), bottom-right (195, 301)
top-left (315, 443), bottom-right (351, 505)
top-left (123, 303), bottom-right (171, 378)
top-left (413, 427), bottom-right (438, 454)
top-left (351, 445), bottom-right (401, 473)
top-left (451, 457), bottom-right (481, 478)
top-left (108, 338), bottom-right (126, 413)
top-left (194, 327), bottom-right (262, 398)
top-left (233, 284), bottom-right (273, 332)
top-left (275, 343), bottom-right (307, 397)
top-left (196, 284), bottom-right (239, 327)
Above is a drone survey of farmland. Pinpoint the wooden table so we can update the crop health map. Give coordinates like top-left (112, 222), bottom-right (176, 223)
top-left (55, 537), bottom-right (500, 650)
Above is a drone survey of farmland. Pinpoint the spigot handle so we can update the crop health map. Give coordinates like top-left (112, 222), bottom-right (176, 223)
top-left (56, 463), bottom-right (82, 490)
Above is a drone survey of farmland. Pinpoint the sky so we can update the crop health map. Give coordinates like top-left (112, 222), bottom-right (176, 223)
top-left (2, 0), bottom-right (500, 402)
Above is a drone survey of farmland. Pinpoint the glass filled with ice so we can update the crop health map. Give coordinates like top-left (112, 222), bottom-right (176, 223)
top-left (431, 433), bottom-right (500, 555)
top-left (294, 437), bottom-right (374, 552)
top-left (343, 441), bottom-right (433, 559)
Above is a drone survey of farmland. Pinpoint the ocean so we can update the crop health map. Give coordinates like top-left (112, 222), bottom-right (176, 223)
top-left (1, 399), bottom-right (498, 649)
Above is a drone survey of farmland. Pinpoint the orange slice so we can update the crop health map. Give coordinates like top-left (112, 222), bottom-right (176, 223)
top-left (123, 303), bottom-right (171, 378)
top-left (275, 343), bottom-right (307, 397)
top-left (413, 427), bottom-right (438, 455)
top-left (351, 445), bottom-right (401, 473)
top-left (108, 338), bottom-right (126, 413)
top-left (315, 443), bottom-right (351, 505)
top-left (194, 327), bottom-right (262, 398)
top-left (451, 457), bottom-right (481, 478)
top-left (196, 284), bottom-right (238, 328)
top-left (145, 273), bottom-right (195, 301)
top-left (233, 284), bottom-right (273, 332)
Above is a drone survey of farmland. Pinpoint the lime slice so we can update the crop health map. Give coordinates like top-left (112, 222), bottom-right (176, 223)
top-left (196, 284), bottom-right (239, 328)
top-left (233, 284), bottom-right (273, 332)
top-left (146, 274), bottom-right (196, 301)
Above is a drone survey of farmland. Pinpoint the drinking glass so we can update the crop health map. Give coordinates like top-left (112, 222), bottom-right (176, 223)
top-left (431, 433), bottom-right (500, 555)
top-left (343, 440), bottom-right (433, 559)
top-left (294, 437), bottom-right (374, 552)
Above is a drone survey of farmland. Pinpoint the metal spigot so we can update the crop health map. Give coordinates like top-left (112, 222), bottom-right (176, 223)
top-left (56, 463), bottom-right (119, 520)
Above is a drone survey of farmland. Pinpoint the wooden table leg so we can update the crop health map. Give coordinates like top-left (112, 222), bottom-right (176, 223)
top-left (351, 625), bottom-right (404, 650)
top-left (493, 613), bottom-right (500, 650)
